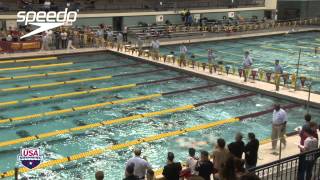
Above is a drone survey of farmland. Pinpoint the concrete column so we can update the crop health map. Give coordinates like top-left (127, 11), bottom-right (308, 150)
top-left (265, 0), bottom-right (278, 10)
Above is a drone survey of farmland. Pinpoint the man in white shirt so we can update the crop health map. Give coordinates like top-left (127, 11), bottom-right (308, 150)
top-left (186, 148), bottom-right (199, 176)
top-left (126, 149), bottom-right (152, 179)
top-left (242, 51), bottom-right (253, 82)
top-left (179, 43), bottom-right (188, 66)
top-left (271, 104), bottom-right (287, 150)
top-left (117, 32), bottom-right (123, 51)
top-left (137, 37), bottom-right (143, 56)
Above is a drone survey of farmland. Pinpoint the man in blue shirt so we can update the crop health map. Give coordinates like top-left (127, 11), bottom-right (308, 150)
top-left (274, 59), bottom-right (283, 74)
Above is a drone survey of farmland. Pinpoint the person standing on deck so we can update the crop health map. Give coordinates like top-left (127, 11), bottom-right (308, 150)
top-left (107, 28), bottom-right (113, 43)
top-left (242, 51), bottom-right (253, 82)
top-left (117, 32), bottom-right (123, 51)
top-left (208, 48), bottom-right (216, 64)
top-left (179, 43), bottom-right (188, 66)
top-left (274, 59), bottom-right (283, 91)
top-left (123, 26), bottom-right (128, 42)
top-left (150, 38), bottom-right (160, 60)
top-left (274, 59), bottom-right (283, 74)
top-left (271, 104), bottom-right (287, 151)
top-left (137, 37), bottom-right (144, 56)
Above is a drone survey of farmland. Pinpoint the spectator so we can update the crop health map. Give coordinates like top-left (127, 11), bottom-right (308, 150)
top-left (301, 113), bottom-right (312, 131)
top-left (245, 133), bottom-right (259, 169)
top-left (212, 138), bottom-right (230, 174)
top-left (228, 132), bottom-right (245, 159)
top-left (271, 104), bottom-right (287, 150)
top-left (162, 152), bottom-right (182, 180)
top-left (240, 173), bottom-right (261, 180)
top-left (298, 126), bottom-right (318, 180)
top-left (126, 149), bottom-right (152, 179)
top-left (123, 26), bottom-right (128, 42)
top-left (234, 158), bottom-right (247, 179)
top-left (146, 169), bottom-right (155, 180)
top-left (61, 30), bottom-right (68, 49)
top-left (6, 34), bottom-right (12, 42)
top-left (300, 116), bottom-right (318, 149)
top-left (219, 156), bottom-right (237, 180)
top-left (124, 163), bottom-right (139, 180)
top-left (117, 32), bottom-right (123, 51)
top-left (106, 28), bottom-right (113, 43)
top-left (298, 122), bottom-right (318, 180)
top-left (54, 30), bottom-right (61, 49)
top-left (95, 171), bottom-right (104, 180)
top-left (195, 151), bottom-right (213, 180)
top-left (186, 148), bottom-right (199, 176)
top-left (137, 37), bottom-right (144, 56)
top-left (242, 51), bottom-right (253, 82)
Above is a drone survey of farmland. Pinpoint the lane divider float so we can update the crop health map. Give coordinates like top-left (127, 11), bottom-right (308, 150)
top-left (0, 68), bottom-right (166, 92)
top-left (0, 75), bottom-right (188, 108)
top-left (0, 57), bottom-right (58, 64)
top-left (0, 62), bottom-right (143, 82)
top-left (0, 62), bottom-right (73, 72)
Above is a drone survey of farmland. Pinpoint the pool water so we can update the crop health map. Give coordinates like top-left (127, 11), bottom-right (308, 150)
top-left (0, 52), bottom-right (319, 180)
top-left (160, 32), bottom-right (320, 92)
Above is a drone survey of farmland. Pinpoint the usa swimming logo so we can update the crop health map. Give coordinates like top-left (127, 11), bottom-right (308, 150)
top-left (17, 8), bottom-right (78, 39)
top-left (18, 148), bottom-right (43, 169)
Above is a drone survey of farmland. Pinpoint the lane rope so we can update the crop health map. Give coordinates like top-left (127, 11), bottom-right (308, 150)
top-left (0, 62), bottom-right (142, 82)
top-left (0, 57), bottom-right (57, 64)
top-left (0, 69), bottom-right (166, 92)
top-left (0, 62), bottom-right (73, 72)
top-left (0, 76), bottom-right (188, 108)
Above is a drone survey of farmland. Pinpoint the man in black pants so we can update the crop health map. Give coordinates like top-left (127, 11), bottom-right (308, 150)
top-left (245, 133), bottom-right (259, 169)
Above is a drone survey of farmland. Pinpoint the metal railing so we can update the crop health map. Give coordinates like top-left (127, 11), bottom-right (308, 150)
top-left (249, 148), bottom-right (320, 180)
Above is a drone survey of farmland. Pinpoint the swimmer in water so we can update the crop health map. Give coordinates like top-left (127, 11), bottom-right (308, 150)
top-left (16, 130), bottom-right (31, 138)
top-left (315, 47), bottom-right (320, 56)
top-left (90, 85), bottom-right (97, 89)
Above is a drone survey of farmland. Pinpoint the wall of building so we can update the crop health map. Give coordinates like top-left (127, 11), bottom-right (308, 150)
top-left (74, 17), bottom-right (113, 26)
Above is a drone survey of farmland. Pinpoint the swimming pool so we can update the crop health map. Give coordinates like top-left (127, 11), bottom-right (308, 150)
top-left (160, 31), bottom-right (320, 92)
top-left (0, 52), bottom-right (319, 179)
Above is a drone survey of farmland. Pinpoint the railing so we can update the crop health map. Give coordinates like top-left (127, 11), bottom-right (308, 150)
top-left (249, 148), bottom-right (320, 180)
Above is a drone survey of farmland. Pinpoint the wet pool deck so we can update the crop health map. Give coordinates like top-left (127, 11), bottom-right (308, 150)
top-left (0, 27), bottom-right (319, 176)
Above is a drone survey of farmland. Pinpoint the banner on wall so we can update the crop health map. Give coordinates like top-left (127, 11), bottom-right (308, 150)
top-left (228, 12), bottom-right (235, 18)
top-left (0, 40), bottom-right (41, 52)
top-left (156, 15), bottom-right (164, 22)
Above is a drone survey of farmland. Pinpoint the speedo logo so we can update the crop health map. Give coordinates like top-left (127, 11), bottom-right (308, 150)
top-left (17, 8), bottom-right (78, 39)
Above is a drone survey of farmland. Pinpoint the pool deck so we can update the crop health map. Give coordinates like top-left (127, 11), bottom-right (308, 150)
top-left (0, 28), bottom-right (319, 176)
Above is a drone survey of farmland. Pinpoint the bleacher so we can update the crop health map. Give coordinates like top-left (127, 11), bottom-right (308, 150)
top-left (127, 17), bottom-right (269, 40)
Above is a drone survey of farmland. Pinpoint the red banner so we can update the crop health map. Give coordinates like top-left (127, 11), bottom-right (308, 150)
top-left (0, 40), bottom-right (41, 53)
